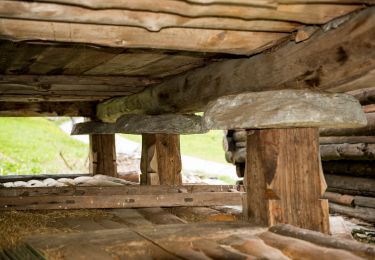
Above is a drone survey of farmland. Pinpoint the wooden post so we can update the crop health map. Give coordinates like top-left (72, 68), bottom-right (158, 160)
top-left (140, 134), bottom-right (182, 185)
top-left (89, 134), bottom-right (117, 177)
top-left (244, 128), bottom-right (330, 234)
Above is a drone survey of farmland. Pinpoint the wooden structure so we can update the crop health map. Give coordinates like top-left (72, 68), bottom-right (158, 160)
top-left (0, 1), bottom-right (375, 257)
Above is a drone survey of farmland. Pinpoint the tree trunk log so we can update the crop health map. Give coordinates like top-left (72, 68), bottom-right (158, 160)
top-left (320, 136), bottom-right (375, 144)
top-left (320, 143), bottom-right (375, 161)
top-left (322, 161), bottom-right (375, 178)
top-left (244, 128), bottom-right (329, 234)
top-left (89, 134), bottom-right (117, 177)
top-left (323, 192), bottom-right (354, 206)
top-left (325, 174), bottom-right (375, 197)
top-left (329, 202), bottom-right (375, 223)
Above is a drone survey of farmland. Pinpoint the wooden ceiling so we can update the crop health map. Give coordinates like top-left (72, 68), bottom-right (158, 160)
top-left (0, 0), bottom-right (373, 116)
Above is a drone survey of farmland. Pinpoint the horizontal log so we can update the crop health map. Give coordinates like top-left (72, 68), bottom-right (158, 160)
top-left (0, 192), bottom-right (243, 210)
top-left (0, 102), bottom-right (96, 117)
top-left (322, 161), bottom-right (375, 177)
top-left (0, 18), bottom-right (289, 56)
top-left (72, 114), bottom-right (207, 135)
top-left (323, 192), bottom-right (354, 206)
top-left (0, 1), bottom-right (299, 33)
top-left (348, 87), bottom-right (375, 105)
top-left (203, 90), bottom-right (366, 129)
top-left (320, 143), bottom-right (375, 160)
top-left (320, 136), bottom-right (375, 144)
top-left (329, 202), bottom-right (375, 223)
top-left (0, 184), bottom-right (242, 197)
top-left (325, 174), bottom-right (375, 197)
top-left (269, 224), bottom-right (375, 259)
top-left (23, 1), bottom-right (360, 24)
top-left (354, 196), bottom-right (375, 209)
top-left (363, 104), bottom-right (375, 113)
top-left (97, 7), bottom-right (375, 121)
top-left (320, 113), bottom-right (375, 136)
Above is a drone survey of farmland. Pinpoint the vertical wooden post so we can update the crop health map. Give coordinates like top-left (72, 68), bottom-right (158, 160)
top-left (244, 128), bottom-right (330, 234)
top-left (140, 134), bottom-right (182, 185)
top-left (89, 134), bottom-right (117, 177)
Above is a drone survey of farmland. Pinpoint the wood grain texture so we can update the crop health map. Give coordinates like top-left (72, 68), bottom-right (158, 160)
top-left (140, 134), bottom-right (182, 185)
top-left (97, 7), bottom-right (375, 119)
top-left (325, 174), bottom-right (375, 197)
top-left (0, 18), bottom-right (288, 55)
top-left (320, 143), bottom-right (375, 160)
top-left (320, 136), bottom-right (375, 144)
top-left (89, 134), bottom-right (117, 177)
top-left (244, 128), bottom-right (330, 234)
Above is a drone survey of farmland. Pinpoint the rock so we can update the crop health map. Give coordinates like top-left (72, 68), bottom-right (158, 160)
top-left (27, 180), bottom-right (45, 187)
top-left (13, 181), bottom-right (27, 187)
top-left (57, 178), bottom-right (75, 186)
top-left (204, 90), bottom-right (367, 130)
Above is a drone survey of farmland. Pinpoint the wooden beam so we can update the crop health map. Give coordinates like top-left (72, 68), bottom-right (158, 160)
top-left (325, 174), bottom-right (375, 197)
top-left (203, 90), bottom-right (366, 130)
top-left (0, 18), bottom-right (289, 56)
top-left (72, 114), bottom-right (207, 133)
top-left (140, 134), bottom-right (182, 185)
top-left (244, 128), bottom-right (330, 234)
top-left (320, 143), bottom-right (375, 160)
top-left (97, 7), bottom-right (375, 121)
top-left (0, 192), bottom-right (242, 210)
top-left (0, 101), bottom-right (96, 117)
top-left (89, 134), bottom-right (117, 177)
top-left (320, 136), bottom-right (375, 144)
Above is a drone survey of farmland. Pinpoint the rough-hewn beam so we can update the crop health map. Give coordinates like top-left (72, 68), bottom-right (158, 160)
top-left (72, 114), bottom-right (207, 135)
top-left (97, 7), bottom-right (375, 122)
top-left (0, 101), bottom-right (96, 117)
top-left (89, 134), bottom-right (117, 177)
top-left (203, 90), bottom-right (366, 130)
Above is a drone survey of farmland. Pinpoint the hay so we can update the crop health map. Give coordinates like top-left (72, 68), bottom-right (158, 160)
top-left (0, 209), bottom-right (110, 249)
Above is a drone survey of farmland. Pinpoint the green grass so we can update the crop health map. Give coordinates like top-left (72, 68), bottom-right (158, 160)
top-left (0, 118), bottom-right (88, 175)
top-left (122, 130), bottom-right (227, 163)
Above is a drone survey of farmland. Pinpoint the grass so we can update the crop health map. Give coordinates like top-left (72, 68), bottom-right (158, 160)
top-left (122, 130), bottom-right (227, 163)
top-left (0, 118), bottom-right (88, 175)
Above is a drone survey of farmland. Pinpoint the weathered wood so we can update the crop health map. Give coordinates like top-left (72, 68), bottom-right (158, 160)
top-left (0, 185), bottom-right (242, 197)
top-left (322, 161), bottom-right (375, 177)
top-left (354, 196), bottom-right (375, 209)
top-left (269, 224), bottom-right (375, 259)
top-left (97, 7), bottom-right (375, 121)
top-left (325, 174), bottom-right (375, 197)
top-left (137, 208), bottom-right (187, 224)
top-left (16, 1), bottom-right (360, 24)
top-left (140, 134), bottom-right (182, 185)
top-left (323, 192), bottom-right (354, 206)
top-left (320, 136), bottom-right (375, 144)
top-left (320, 143), bottom-right (375, 160)
top-left (72, 114), bottom-right (207, 133)
top-left (171, 206), bottom-right (238, 222)
top-left (348, 87), bottom-right (375, 105)
top-left (89, 134), bottom-right (117, 177)
top-left (204, 90), bottom-right (366, 130)
top-left (320, 113), bottom-right (375, 136)
top-left (244, 128), bottom-right (330, 233)
top-left (0, 192), bottom-right (243, 210)
top-left (0, 18), bottom-right (289, 56)
top-left (0, 1), bottom-right (299, 33)
top-left (329, 202), bottom-right (375, 223)
top-left (0, 102), bottom-right (96, 117)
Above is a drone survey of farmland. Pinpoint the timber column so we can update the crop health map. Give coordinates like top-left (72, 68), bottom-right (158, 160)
top-left (204, 89), bottom-right (367, 233)
top-left (89, 134), bottom-right (117, 177)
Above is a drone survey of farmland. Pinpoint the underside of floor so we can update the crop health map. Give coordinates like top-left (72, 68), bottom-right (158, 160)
top-left (1, 207), bottom-right (374, 260)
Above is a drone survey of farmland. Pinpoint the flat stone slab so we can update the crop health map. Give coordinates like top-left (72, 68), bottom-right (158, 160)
top-left (204, 90), bottom-right (367, 129)
top-left (72, 114), bottom-right (207, 135)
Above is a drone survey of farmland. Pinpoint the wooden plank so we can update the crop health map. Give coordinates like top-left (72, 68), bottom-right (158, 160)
top-left (89, 134), bottom-right (117, 177)
top-left (203, 90), bottom-right (366, 129)
top-left (0, 192), bottom-right (243, 210)
top-left (110, 209), bottom-right (154, 227)
top-left (19, 1), bottom-right (361, 24)
top-left (0, 185), bottom-right (242, 197)
top-left (0, 1), bottom-right (299, 33)
top-left (97, 7), bottom-right (375, 120)
top-left (244, 128), bottom-right (330, 233)
top-left (320, 113), bottom-right (375, 136)
top-left (137, 208), bottom-right (187, 224)
top-left (320, 136), bottom-right (375, 144)
top-left (72, 114), bottom-right (207, 133)
top-left (0, 18), bottom-right (289, 56)
top-left (140, 134), bottom-right (182, 185)
top-left (0, 101), bottom-right (97, 116)
top-left (325, 174), bottom-right (375, 196)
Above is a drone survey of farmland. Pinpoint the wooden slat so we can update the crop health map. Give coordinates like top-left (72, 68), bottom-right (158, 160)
top-left (0, 18), bottom-right (289, 55)
top-left (97, 7), bottom-right (375, 120)
top-left (20, 1), bottom-right (361, 24)
top-left (0, 1), bottom-right (299, 33)
top-left (0, 192), bottom-right (243, 210)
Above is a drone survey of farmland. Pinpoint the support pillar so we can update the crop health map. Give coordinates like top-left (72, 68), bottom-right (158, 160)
top-left (140, 134), bottom-right (182, 185)
top-left (89, 134), bottom-right (117, 177)
top-left (244, 128), bottom-right (330, 234)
